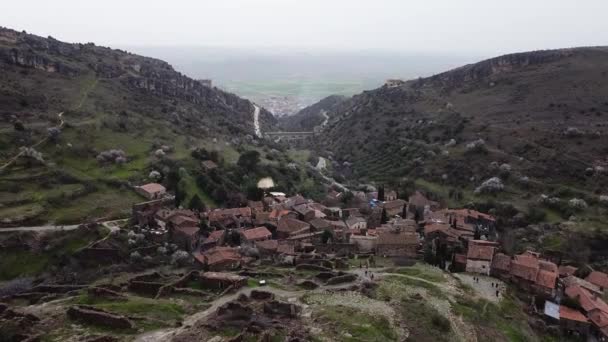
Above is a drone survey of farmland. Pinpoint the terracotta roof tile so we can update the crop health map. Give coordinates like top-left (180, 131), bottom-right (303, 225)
top-left (565, 285), bottom-right (608, 314)
top-left (466, 241), bottom-right (496, 261)
top-left (559, 305), bottom-right (588, 323)
top-left (510, 254), bottom-right (539, 281)
top-left (139, 183), bottom-right (166, 194)
top-left (536, 269), bottom-right (558, 289)
top-left (559, 265), bottom-right (578, 277)
top-left (203, 247), bottom-right (241, 266)
top-left (241, 226), bottom-right (272, 241)
top-left (586, 271), bottom-right (608, 289)
top-left (277, 217), bottom-right (310, 234)
top-left (492, 253), bottom-right (511, 272)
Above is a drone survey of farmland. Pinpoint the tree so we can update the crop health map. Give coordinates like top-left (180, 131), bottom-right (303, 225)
top-left (237, 150), bottom-right (261, 170)
top-left (13, 121), bottom-right (25, 131)
top-left (401, 204), bottom-right (408, 219)
top-left (321, 229), bottom-right (333, 244)
top-left (246, 184), bottom-right (264, 201)
top-left (174, 187), bottom-right (185, 207)
top-left (378, 185), bottom-right (385, 202)
top-left (381, 209), bottom-right (388, 224)
top-left (414, 209), bottom-right (421, 223)
top-left (188, 194), bottom-right (203, 211)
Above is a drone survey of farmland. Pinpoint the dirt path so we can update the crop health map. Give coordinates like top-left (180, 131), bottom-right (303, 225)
top-left (454, 273), bottom-right (506, 303)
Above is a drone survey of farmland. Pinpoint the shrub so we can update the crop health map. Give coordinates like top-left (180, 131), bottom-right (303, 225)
top-left (474, 177), bottom-right (504, 194)
top-left (431, 313), bottom-right (451, 332)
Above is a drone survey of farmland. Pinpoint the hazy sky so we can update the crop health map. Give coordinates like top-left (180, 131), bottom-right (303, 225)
top-left (3, 0), bottom-right (608, 55)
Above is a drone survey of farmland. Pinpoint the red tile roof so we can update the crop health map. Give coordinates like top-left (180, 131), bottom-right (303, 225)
top-left (269, 209), bottom-right (294, 220)
top-left (586, 271), bottom-right (608, 290)
top-left (255, 239), bottom-right (278, 251)
top-left (510, 254), bottom-right (539, 282)
top-left (174, 226), bottom-right (199, 237)
top-left (204, 247), bottom-right (241, 266)
top-left (208, 207), bottom-right (252, 222)
top-left (536, 269), bottom-right (558, 289)
top-left (377, 231), bottom-right (418, 246)
top-left (492, 253), bottom-right (512, 272)
top-left (382, 199), bottom-right (407, 210)
top-left (277, 217), bottom-right (310, 234)
top-left (203, 229), bottom-right (225, 244)
top-left (590, 310), bottom-right (608, 328)
top-left (559, 306), bottom-right (588, 323)
top-left (466, 241), bottom-right (496, 261)
top-left (138, 183), bottom-right (166, 194)
top-left (241, 226), bottom-right (272, 241)
top-left (559, 265), bottom-right (578, 277)
top-left (454, 253), bottom-right (467, 265)
top-left (565, 284), bottom-right (608, 314)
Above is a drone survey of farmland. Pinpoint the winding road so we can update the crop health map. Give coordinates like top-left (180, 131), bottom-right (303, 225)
top-left (253, 104), bottom-right (262, 138)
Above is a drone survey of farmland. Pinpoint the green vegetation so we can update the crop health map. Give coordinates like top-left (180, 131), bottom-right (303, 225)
top-left (312, 305), bottom-right (398, 342)
top-left (385, 264), bottom-right (448, 283)
top-left (451, 293), bottom-right (539, 342)
top-left (73, 293), bottom-right (186, 331)
top-left (0, 228), bottom-right (101, 280)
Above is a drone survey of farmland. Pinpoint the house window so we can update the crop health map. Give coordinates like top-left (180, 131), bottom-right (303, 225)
top-left (482, 265), bottom-right (486, 269)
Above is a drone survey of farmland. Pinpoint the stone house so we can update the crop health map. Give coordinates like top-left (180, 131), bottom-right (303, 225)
top-left (350, 234), bottom-right (377, 253)
top-left (559, 265), bottom-right (579, 278)
top-left (543, 301), bottom-right (590, 336)
top-left (323, 207), bottom-right (343, 220)
top-left (255, 239), bottom-right (279, 257)
top-left (247, 201), bottom-right (265, 214)
top-left (346, 216), bottom-right (367, 230)
top-left (309, 218), bottom-right (331, 232)
top-left (200, 272), bottom-right (247, 290)
top-left (491, 253), bottom-right (512, 280)
top-left (277, 217), bottom-right (310, 239)
top-left (342, 208), bottom-right (362, 219)
top-left (376, 230), bottom-right (418, 258)
top-left (509, 251), bottom-right (558, 297)
top-left (207, 207), bottom-right (252, 228)
top-left (135, 183), bottom-right (166, 200)
top-left (385, 190), bottom-right (398, 201)
top-left (240, 226), bottom-right (272, 244)
top-left (201, 229), bottom-right (226, 250)
top-left (201, 160), bottom-right (218, 172)
top-left (293, 204), bottom-right (316, 222)
top-left (452, 253), bottom-right (467, 272)
top-left (382, 199), bottom-right (407, 218)
top-left (195, 247), bottom-right (242, 271)
top-left (465, 240), bottom-right (497, 275)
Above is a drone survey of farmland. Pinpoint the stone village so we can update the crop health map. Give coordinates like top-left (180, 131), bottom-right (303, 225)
top-left (125, 178), bottom-right (608, 341)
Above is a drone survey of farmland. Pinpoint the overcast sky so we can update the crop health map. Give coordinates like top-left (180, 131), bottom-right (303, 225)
top-left (2, 0), bottom-right (608, 56)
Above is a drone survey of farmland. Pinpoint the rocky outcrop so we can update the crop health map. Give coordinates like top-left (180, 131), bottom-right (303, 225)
top-left (423, 49), bottom-right (576, 90)
top-left (67, 306), bottom-right (135, 330)
top-left (263, 300), bottom-right (300, 318)
top-left (250, 290), bottom-right (274, 301)
top-left (216, 301), bottom-right (254, 321)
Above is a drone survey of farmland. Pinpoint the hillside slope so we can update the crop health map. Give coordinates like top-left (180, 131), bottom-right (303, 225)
top-left (316, 47), bottom-right (608, 253)
top-left (321, 47), bottom-right (608, 186)
top-left (279, 94), bottom-right (346, 131)
top-left (0, 27), bottom-right (278, 225)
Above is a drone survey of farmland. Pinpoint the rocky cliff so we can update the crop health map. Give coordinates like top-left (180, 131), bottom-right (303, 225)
top-left (0, 26), bottom-right (276, 134)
